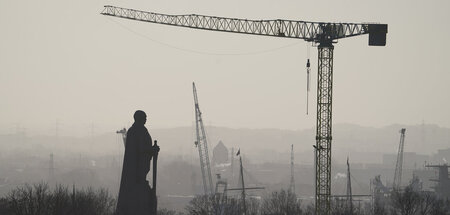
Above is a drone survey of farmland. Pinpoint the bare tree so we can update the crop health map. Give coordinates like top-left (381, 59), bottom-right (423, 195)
top-left (1, 183), bottom-right (115, 215)
top-left (330, 198), bottom-right (347, 215)
top-left (416, 191), bottom-right (436, 215)
top-left (158, 208), bottom-right (185, 215)
top-left (303, 203), bottom-right (314, 215)
top-left (185, 194), bottom-right (260, 215)
top-left (374, 196), bottom-right (388, 215)
top-left (429, 198), bottom-right (449, 215)
top-left (246, 197), bottom-right (261, 215)
top-left (390, 186), bottom-right (421, 215)
top-left (185, 195), bottom-right (214, 215)
top-left (260, 189), bottom-right (301, 215)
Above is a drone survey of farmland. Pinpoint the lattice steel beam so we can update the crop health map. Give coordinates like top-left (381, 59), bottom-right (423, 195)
top-left (315, 42), bottom-right (333, 215)
top-left (101, 5), bottom-right (386, 44)
top-left (393, 128), bottom-right (406, 189)
top-left (193, 83), bottom-right (214, 195)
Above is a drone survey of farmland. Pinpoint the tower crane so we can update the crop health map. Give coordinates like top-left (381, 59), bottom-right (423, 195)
top-left (101, 6), bottom-right (388, 214)
top-left (393, 128), bottom-right (406, 189)
top-left (193, 82), bottom-right (214, 195)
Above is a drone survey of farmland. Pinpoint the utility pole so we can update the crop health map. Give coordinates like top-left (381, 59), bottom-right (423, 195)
top-left (290, 144), bottom-right (295, 194)
top-left (225, 150), bottom-right (264, 215)
top-left (231, 147), bottom-right (235, 183)
top-left (239, 155), bottom-right (246, 215)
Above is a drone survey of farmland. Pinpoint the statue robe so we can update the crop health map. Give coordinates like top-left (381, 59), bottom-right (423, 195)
top-left (116, 123), bottom-right (155, 215)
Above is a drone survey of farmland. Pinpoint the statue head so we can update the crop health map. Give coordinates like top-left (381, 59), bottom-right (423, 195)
top-left (133, 110), bottom-right (147, 125)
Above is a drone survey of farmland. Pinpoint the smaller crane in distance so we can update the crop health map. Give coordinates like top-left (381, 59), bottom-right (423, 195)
top-left (193, 82), bottom-right (214, 196)
top-left (393, 128), bottom-right (406, 189)
top-left (239, 153), bottom-right (246, 215)
top-left (346, 157), bottom-right (353, 215)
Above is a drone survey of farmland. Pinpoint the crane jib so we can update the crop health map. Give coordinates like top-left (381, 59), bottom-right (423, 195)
top-left (101, 5), bottom-right (387, 45)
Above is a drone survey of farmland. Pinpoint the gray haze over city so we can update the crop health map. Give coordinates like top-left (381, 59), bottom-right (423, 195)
top-left (1, 0), bottom-right (450, 134)
top-left (1, 0), bottom-right (450, 213)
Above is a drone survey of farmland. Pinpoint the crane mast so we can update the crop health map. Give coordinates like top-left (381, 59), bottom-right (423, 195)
top-left (193, 82), bottom-right (214, 195)
top-left (101, 6), bottom-right (387, 214)
top-left (393, 128), bottom-right (406, 189)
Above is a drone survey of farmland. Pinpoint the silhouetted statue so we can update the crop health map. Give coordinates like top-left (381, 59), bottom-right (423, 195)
top-left (116, 110), bottom-right (160, 215)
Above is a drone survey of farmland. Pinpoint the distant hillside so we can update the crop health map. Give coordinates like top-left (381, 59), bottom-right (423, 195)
top-left (1, 124), bottom-right (448, 164)
top-left (152, 123), bottom-right (450, 164)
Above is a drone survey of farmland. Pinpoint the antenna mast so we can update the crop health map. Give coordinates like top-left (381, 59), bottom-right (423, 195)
top-left (290, 144), bottom-right (295, 194)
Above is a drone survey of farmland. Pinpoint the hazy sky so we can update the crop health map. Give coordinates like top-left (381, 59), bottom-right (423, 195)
top-left (1, 0), bottom-right (449, 136)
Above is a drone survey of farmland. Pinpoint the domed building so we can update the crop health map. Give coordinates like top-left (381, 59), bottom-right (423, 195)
top-left (212, 140), bottom-right (228, 165)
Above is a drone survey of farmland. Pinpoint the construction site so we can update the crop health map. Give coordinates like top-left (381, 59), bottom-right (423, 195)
top-left (1, 0), bottom-right (450, 215)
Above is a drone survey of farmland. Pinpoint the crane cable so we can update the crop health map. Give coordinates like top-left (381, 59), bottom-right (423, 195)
top-left (306, 44), bottom-right (311, 115)
top-left (106, 17), bottom-right (301, 56)
top-left (350, 174), bottom-right (366, 192)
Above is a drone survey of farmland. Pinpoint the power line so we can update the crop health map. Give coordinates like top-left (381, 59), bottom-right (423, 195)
top-left (107, 17), bottom-right (301, 56)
